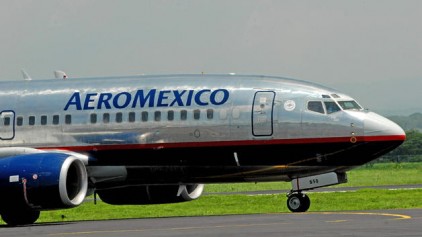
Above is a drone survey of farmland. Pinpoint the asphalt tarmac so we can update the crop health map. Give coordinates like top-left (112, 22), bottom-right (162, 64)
top-left (1, 209), bottom-right (421, 237)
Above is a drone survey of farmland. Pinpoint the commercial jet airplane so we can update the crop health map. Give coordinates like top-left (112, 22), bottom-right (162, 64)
top-left (0, 74), bottom-right (405, 225)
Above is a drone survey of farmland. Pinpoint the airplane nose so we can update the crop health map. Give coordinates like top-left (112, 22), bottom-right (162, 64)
top-left (363, 112), bottom-right (406, 141)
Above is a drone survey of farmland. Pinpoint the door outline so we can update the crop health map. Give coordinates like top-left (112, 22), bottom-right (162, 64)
top-left (251, 91), bottom-right (275, 136)
top-left (0, 110), bottom-right (15, 140)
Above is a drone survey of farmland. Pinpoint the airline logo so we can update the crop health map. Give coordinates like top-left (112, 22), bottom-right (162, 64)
top-left (64, 89), bottom-right (230, 111)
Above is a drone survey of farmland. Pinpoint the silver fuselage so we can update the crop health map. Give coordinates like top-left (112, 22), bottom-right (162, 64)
top-left (0, 74), bottom-right (405, 184)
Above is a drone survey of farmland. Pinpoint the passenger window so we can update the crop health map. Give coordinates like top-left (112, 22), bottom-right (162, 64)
top-left (220, 109), bottom-right (228, 120)
top-left (103, 113), bottom-right (110, 123)
top-left (17, 116), bottom-right (23, 126)
top-left (90, 114), bottom-right (97, 124)
top-left (168, 110), bottom-right (174, 121)
top-left (41, 115), bottom-right (47, 125)
top-left (128, 112), bottom-right (135, 122)
top-left (307, 101), bottom-right (325, 114)
top-left (53, 115), bottom-right (59, 125)
top-left (65, 115), bottom-right (72, 124)
top-left (324, 102), bottom-right (341, 114)
top-left (194, 109), bottom-right (200, 120)
top-left (29, 116), bottom-right (35, 126)
top-left (154, 111), bottom-right (161, 121)
top-left (141, 111), bottom-right (148, 122)
top-left (116, 112), bottom-right (123, 123)
top-left (4, 117), bottom-right (10, 126)
top-left (180, 110), bottom-right (187, 121)
top-left (207, 109), bottom-right (214, 119)
top-left (232, 108), bottom-right (240, 119)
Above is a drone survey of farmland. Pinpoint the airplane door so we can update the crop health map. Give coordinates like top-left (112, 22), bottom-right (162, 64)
top-left (252, 91), bottom-right (275, 136)
top-left (0, 110), bottom-right (15, 140)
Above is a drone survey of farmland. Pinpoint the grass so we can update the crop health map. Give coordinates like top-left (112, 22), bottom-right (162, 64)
top-left (35, 189), bottom-right (422, 223)
top-left (1, 162), bottom-right (422, 224)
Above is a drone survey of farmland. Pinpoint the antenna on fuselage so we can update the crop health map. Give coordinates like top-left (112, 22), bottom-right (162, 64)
top-left (21, 69), bottom-right (32, 81)
top-left (54, 70), bottom-right (68, 79)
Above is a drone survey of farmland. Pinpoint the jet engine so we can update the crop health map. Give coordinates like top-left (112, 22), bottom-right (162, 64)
top-left (97, 184), bottom-right (204, 205)
top-left (0, 152), bottom-right (88, 210)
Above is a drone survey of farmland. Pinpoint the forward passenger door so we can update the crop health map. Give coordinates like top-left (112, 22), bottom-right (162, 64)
top-left (0, 110), bottom-right (15, 140)
top-left (252, 91), bottom-right (275, 136)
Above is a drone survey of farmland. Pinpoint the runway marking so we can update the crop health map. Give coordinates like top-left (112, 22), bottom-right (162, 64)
top-left (291, 211), bottom-right (412, 220)
top-left (48, 229), bottom-right (146, 236)
top-left (47, 212), bottom-right (412, 236)
top-left (323, 212), bottom-right (411, 220)
top-left (47, 222), bottom-right (289, 236)
top-left (325, 220), bottom-right (347, 223)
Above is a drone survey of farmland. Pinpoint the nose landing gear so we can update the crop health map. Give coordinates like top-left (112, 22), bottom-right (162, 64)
top-left (286, 172), bottom-right (347, 212)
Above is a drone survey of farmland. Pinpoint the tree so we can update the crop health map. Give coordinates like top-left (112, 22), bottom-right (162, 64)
top-left (381, 130), bottom-right (422, 162)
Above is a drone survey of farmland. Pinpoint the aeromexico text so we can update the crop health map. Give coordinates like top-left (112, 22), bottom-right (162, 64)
top-left (64, 89), bottom-right (230, 111)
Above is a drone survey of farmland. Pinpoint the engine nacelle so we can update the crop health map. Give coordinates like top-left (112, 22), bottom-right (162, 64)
top-left (97, 184), bottom-right (204, 205)
top-left (0, 153), bottom-right (88, 210)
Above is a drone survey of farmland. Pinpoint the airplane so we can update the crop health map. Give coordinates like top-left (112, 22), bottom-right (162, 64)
top-left (0, 73), bottom-right (405, 226)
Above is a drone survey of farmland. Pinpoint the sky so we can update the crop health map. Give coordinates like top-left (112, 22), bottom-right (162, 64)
top-left (0, 0), bottom-right (421, 115)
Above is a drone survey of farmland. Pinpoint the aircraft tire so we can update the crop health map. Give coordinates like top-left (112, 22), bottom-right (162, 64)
top-left (1, 208), bottom-right (40, 226)
top-left (287, 193), bottom-right (310, 212)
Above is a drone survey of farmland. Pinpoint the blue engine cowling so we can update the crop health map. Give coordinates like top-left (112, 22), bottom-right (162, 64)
top-left (0, 152), bottom-right (88, 210)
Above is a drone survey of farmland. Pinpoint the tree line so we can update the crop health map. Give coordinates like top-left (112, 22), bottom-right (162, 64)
top-left (379, 130), bottom-right (422, 163)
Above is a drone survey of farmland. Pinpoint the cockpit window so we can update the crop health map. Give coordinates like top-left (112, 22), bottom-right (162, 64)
top-left (337, 101), bottom-right (362, 110)
top-left (307, 101), bottom-right (324, 114)
top-left (324, 102), bottom-right (341, 114)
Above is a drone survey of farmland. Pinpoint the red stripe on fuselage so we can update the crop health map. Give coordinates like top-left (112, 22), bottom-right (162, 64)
top-left (38, 135), bottom-right (405, 152)
top-left (362, 135), bottom-right (406, 142)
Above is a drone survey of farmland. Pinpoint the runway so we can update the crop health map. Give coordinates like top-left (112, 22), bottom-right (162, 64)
top-left (2, 209), bottom-right (421, 237)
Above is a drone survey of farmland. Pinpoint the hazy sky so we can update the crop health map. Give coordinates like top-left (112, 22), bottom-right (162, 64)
top-left (0, 0), bottom-right (421, 115)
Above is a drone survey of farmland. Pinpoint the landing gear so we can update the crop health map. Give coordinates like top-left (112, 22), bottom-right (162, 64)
top-left (286, 172), bottom-right (347, 212)
top-left (1, 208), bottom-right (40, 226)
top-left (286, 192), bottom-right (310, 212)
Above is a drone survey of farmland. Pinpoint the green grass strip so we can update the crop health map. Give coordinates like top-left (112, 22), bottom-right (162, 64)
top-left (30, 189), bottom-right (422, 224)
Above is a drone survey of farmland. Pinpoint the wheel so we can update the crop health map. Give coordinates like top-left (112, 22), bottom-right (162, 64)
top-left (301, 194), bottom-right (311, 212)
top-left (287, 193), bottom-right (310, 212)
top-left (1, 209), bottom-right (40, 226)
top-left (287, 193), bottom-right (302, 212)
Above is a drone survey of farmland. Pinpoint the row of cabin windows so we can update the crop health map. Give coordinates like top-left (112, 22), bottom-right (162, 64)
top-left (90, 109), bottom-right (214, 124)
top-left (15, 115), bottom-right (72, 126)
top-left (9, 109), bottom-right (215, 126)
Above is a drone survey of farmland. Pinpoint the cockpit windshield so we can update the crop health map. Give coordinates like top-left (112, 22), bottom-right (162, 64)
top-left (337, 101), bottom-right (362, 110)
top-left (306, 99), bottom-right (362, 115)
top-left (324, 101), bottom-right (341, 114)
